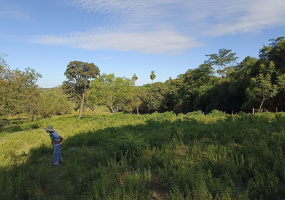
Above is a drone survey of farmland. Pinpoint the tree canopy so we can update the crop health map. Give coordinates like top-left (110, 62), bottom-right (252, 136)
top-left (64, 61), bottom-right (100, 119)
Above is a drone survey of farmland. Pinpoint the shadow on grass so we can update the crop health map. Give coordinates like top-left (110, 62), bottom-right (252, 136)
top-left (1, 113), bottom-right (285, 199)
top-left (0, 118), bottom-right (41, 134)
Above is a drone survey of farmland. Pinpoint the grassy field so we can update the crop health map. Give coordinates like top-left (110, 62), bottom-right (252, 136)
top-left (1, 111), bottom-right (285, 199)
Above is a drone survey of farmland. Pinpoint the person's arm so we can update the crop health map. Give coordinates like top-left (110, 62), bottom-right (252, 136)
top-left (55, 136), bottom-right (63, 144)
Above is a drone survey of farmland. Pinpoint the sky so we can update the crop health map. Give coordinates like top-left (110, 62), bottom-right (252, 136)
top-left (1, 0), bottom-right (285, 88)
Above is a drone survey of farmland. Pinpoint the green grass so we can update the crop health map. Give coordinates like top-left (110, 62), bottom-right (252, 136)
top-left (1, 111), bottom-right (285, 199)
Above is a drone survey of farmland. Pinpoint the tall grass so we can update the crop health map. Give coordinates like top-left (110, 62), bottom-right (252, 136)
top-left (1, 111), bottom-right (285, 199)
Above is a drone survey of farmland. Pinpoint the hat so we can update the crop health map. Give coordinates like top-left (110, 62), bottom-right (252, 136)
top-left (44, 125), bottom-right (55, 132)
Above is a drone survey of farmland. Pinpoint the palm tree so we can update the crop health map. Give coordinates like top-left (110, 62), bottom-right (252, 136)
top-left (132, 73), bottom-right (138, 83)
top-left (150, 70), bottom-right (156, 83)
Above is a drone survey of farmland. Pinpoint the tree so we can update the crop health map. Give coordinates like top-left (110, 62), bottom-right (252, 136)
top-left (143, 82), bottom-right (169, 113)
top-left (0, 63), bottom-right (13, 117)
top-left (64, 61), bottom-right (100, 119)
top-left (131, 86), bottom-right (146, 114)
top-left (183, 63), bottom-right (214, 90)
top-left (0, 53), bottom-right (7, 67)
top-left (0, 59), bottom-right (42, 120)
top-left (260, 37), bottom-right (285, 73)
top-left (180, 63), bottom-right (217, 113)
top-left (87, 74), bottom-right (135, 113)
top-left (150, 70), bottom-right (156, 83)
top-left (132, 73), bottom-right (138, 82)
top-left (86, 76), bottom-right (105, 115)
top-left (40, 88), bottom-right (73, 118)
top-left (206, 49), bottom-right (238, 79)
top-left (18, 68), bottom-right (42, 121)
top-left (246, 61), bottom-right (279, 113)
top-left (165, 76), bottom-right (184, 113)
top-left (131, 73), bottom-right (142, 114)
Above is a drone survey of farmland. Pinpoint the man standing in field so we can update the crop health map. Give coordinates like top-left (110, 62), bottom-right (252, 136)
top-left (44, 125), bottom-right (63, 167)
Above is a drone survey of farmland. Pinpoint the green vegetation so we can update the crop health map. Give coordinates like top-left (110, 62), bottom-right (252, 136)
top-left (1, 112), bottom-right (285, 199)
top-left (1, 37), bottom-right (285, 119)
top-left (1, 36), bottom-right (285, 199)
top-left (63, 61), bottom-right (100, 119)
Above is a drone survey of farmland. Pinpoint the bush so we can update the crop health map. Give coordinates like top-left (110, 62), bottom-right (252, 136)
top-left (208, 109), bottom-right (225, 117)
top-left (0, 119), bottom-right (7, 129)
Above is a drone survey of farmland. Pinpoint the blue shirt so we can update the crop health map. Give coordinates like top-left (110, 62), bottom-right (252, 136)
top-left (49, 130), bottom-right (62, 146)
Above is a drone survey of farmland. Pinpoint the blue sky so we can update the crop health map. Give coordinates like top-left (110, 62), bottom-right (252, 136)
top-left (1, 0), bottom-right (285, 88)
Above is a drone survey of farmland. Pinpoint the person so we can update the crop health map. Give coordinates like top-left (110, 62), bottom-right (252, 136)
top-left (44, 125), bottom-right (63, 167)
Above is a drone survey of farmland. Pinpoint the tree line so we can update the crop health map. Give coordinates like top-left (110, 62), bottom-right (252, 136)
top-left (0, 36), bottom-right (284, 120)
top-left (0, 55), bottom-right (72, 121)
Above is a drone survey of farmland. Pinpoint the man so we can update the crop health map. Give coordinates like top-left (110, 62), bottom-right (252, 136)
top-left (44, 125), bottom-right (63, 167)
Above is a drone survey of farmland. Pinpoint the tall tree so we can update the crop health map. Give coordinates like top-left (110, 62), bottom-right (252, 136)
top-left (132, 73), bottom-right (138, 82)
top-left (131, 73), bottom-right (142, 114)
top-left (206, 49), bottom-right (238, 79)
top-left (150, 70), bottom-right (156, 83)
top-left (64, 61), bottom-right (100, 119)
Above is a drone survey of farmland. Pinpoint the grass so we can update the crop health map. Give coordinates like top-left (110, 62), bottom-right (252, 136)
top-left (1, 111), bottom-right (285, 199)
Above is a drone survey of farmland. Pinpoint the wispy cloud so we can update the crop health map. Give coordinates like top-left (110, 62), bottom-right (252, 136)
top-left (31, 0), bottom-right (285, 53)
top-left (200, 0), bottom-right (285, 36)
top-left (31, 29), bottom-right (202, 54)
top-left (0, 1), bottom-right (30, 21)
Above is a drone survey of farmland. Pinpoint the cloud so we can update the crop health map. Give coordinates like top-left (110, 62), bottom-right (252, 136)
top-left (188, 0), bottom-right (285, 36)
top-left (65, 0), bottom-right (285, 35)
top-left (31, 0), bottom-right (285, 53)
top-left (0, 1), bottom-right (30, 21)
top-left (31, 29), bottom-right (203, 54)
top-left (66, 0), bottom-right (179, 15)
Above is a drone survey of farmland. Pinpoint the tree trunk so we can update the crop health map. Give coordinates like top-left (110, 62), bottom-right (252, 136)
top-left (79, 91), bottom-right (85, 119)
top-left (259, 100), bottom-right (264, 113)
top-left (33, 113), bottom-right (36, 122)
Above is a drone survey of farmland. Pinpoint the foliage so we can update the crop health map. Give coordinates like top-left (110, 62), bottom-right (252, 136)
top-left (165, 77), bottom-right (184, 113)
top-left (131, 86), bottom-right (147, 114)
top-left (64, 61), bottom-right (100, 119)
top-left (0, 62), bottom-right (42, 120)
top-left (246, 61), bottom-right (279, 112)
top-left (142, 82), bottom-right (169, 113)
top-left (2, 36), bottom-right (285, 120)
top-left (87, 73), bottom-right (135, 113)
top-left (206, 48), bottom-right (238, 78)
top-left (132, 73), bottom-right (138, 82)
top-left (150, 70), bottom-right (156, 83)
top-left (40, 88), bottom-right (73, 118)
